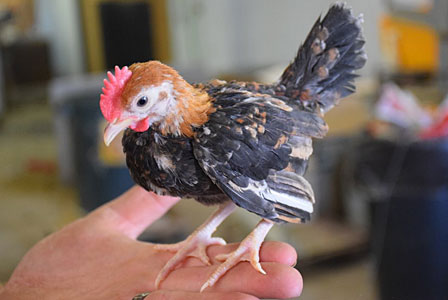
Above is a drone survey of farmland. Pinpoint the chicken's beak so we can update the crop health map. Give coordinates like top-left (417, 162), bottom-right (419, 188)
top-left (103, 118), bottom-right (134, 146)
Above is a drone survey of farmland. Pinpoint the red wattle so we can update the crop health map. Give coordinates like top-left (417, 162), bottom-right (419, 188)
top-left (131, 117), bottom-right (150, 132)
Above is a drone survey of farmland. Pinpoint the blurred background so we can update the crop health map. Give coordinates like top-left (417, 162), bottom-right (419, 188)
top-left (1, 0), bottom-right (448, 299)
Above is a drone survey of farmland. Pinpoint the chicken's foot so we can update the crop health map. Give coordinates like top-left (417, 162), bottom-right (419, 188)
top-left (154, 201), bottom-right (236, 288)
top-left (200, 219), bottom-right (274, 292)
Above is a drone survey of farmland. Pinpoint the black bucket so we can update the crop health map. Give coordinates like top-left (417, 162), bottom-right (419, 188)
top-left (354, 138), bottom-right (448, 300)
top-left (68, 95), bottom-right (133, 211)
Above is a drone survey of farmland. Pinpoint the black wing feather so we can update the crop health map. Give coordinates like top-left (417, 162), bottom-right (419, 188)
top-left (194, 90), bottom-right (324, 222)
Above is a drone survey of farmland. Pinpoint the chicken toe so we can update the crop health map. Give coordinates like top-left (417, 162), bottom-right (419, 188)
top-left (154, 202), bottom-right (235, 289)
top-left (200, 219), bottom-right (274, 292)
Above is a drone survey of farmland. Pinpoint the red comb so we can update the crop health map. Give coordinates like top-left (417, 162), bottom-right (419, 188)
top-left (100, 66), bottom-right (132, 122)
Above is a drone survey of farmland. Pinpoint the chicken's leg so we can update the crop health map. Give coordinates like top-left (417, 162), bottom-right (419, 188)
top-left (200, 219), bottom-right (274, 292)
top-left (154, 201), bottom-right (236, 288)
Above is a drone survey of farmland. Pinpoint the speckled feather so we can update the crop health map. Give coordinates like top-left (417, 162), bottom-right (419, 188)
top-left (277, 4), bottom-right (366, 113)
top-left (192, 83), bottom-right (327, 222)
top-left (121, 4), bottom-right (366, 223)
top-left (123, 81), bottom-right (325, 222)
top-left (122, 128), bottom-right (224, 204)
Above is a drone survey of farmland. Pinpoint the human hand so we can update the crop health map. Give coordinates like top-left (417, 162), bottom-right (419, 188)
top-left (0, 186), bottom-right (302, 299)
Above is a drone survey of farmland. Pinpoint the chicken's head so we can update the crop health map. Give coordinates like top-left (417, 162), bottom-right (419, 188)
top-left (100, 61), bottom-right (211, 146)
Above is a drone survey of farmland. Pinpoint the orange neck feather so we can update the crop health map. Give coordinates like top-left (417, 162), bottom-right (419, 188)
top-left (123, 61), bottom-right (214, 137)
top-left (162, 76), bottom-right (214, 137)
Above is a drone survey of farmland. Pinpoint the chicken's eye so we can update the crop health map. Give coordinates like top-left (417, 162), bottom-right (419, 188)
top-left (137, 96), bottom-right (148, 107)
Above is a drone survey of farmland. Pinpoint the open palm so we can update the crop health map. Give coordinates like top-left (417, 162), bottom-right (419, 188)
top-left (1, 186), bottom-right (302, 300)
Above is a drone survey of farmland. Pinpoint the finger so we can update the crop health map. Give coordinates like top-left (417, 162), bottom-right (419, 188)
top-left (159, 262), bottom-right (303, 299)
top-left (89, 186), bottom-right (180, 238)
top-left (207, 241), bottom-right (297, 266)
top-left (147, 290), bottom-right (258, 300)
top-left (152, 241), bottom-right (298, 268)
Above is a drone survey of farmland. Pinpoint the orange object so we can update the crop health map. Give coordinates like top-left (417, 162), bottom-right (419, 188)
top-left (380, 15), bottom-right (439, 73)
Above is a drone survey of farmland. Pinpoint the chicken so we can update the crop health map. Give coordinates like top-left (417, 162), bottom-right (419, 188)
top-left (100, 3), bottom-right (366, 292)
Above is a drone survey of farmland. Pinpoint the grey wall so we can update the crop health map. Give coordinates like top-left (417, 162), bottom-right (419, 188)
top-left (168, 0), bottom-right (385, 77)
top-left (33, 0), bottom-right (384, 78)
top-left (34, 0), bottom-right (84, 76)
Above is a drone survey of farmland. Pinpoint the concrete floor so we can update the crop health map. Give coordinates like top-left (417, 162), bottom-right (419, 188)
top-left (0, 102), bottom-right (378, 299)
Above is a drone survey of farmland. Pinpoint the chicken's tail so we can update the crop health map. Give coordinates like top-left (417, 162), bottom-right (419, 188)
top-left (276, 3), bottom-right (366, 113)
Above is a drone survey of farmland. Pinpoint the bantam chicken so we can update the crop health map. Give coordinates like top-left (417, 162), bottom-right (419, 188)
top-left (100, 3), bottom-right (366, 292)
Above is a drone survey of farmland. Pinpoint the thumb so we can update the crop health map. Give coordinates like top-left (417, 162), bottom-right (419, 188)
top-left (89, 185), bottom-right (180, 239)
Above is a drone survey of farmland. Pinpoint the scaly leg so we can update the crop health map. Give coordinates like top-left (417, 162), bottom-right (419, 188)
top-left (154, 201), bottom-right (236, 288)
top-left (200, 219), bottom-right (274, 292)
